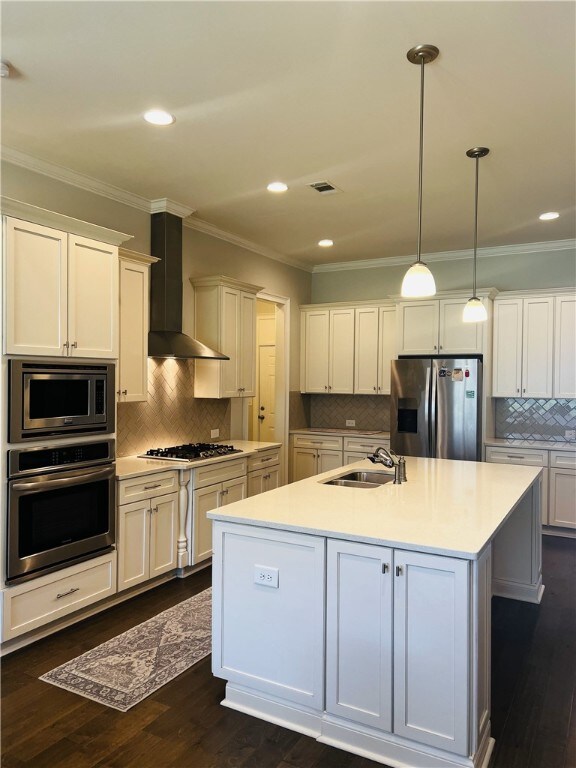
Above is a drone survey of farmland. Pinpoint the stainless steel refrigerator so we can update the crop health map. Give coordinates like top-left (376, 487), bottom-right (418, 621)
top-left (390, 357), bottom-right (482, 461)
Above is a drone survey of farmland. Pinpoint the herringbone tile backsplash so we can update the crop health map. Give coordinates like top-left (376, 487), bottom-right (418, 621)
top-left (117, 359), bottom-right (230, 457)
top-left (309, 394), bottom-right (390, 432)
top-left (495, 398), bottom-right (576, 441)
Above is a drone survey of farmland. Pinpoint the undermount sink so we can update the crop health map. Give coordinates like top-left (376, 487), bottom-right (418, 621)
top-left (322, 470), bottom-right (395, 488)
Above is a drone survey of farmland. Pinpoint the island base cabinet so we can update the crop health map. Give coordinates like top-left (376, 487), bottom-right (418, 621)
top-left (212, 522), bottom-right (325, 710)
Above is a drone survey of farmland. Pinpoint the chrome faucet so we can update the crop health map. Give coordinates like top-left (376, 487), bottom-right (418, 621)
top-left (368, 447), bottom-right (407, 484)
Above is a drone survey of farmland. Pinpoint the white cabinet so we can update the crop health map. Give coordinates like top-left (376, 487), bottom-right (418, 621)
top-left (117, 471), bottom-right (179, 592)
top-left (190, 458), bottom-right (247, 564)
top-left (192, 276), bottom-right (262, 398)
top-left (4, 217), bottom-right (119, 358)
top-left (291, 433), bottom-right (343, 481)
top-left (343, 434), bottom-right (390, 464)
top-left (397, 297), bottom-right (485, 356)
top-left (549, 451), bottom-right (576, 529)
top-left (492, 297), bottom-right (554, 397)
top-left (247, 447), bottom-right (281, 496)
top-left (554, 295), bottom-right (576, 398)
top-left (354, 306), bottom-right (396, 395)
top-left (485, 445), bottom-right (549, 525)
top-left (118, 250), bottom-right (156, 402)
top-left (300, 308), bottom-right (355, 394)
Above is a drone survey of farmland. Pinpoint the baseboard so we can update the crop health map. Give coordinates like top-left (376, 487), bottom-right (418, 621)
top-left (492, 578), bottom-right (544, 604)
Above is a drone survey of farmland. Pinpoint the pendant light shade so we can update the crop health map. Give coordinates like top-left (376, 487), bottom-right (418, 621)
top-left (401, 44), bottom-right (439, 299)
top-left (463, 147), bottom-right (490, 323)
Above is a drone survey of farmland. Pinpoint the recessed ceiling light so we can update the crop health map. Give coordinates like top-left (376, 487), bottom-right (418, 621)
top-left (267, 181), bottom-right (288, 193)
top-left (318, 239), bottom-right (334, 248)
top-left (539, 211), bottom-right (560, 221)
top-left (143, 109), bottom-right (175, 126)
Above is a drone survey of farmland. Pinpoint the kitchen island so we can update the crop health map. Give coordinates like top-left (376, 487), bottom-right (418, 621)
top-left (208, 456), bottom-right (543, 768)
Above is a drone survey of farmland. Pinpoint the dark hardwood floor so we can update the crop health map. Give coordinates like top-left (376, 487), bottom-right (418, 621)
top-left (2, 536), bottom-right (575, 768)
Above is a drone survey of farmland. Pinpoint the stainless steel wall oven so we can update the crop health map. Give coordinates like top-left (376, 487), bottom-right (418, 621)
top-left (9, 359), bottom-right (115, 442)
top-left (7, 440), bottom-right (116, 584)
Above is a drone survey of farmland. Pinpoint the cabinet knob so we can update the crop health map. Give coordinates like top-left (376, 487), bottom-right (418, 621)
top-left (433, 345), bottom-right (437, 350)
top-left (517, 388), bottom-right (520, 393)
top-left (324, 385), bottom-right (328, 391)
top-left (382, 563), bottom-right (389, 574)
top-left (71, 341), bottom-right (78, 349)
top-left (373, 386), bottom-right (377, 391)
top-left (439, 345), bottom-right (443, 350)
top-left (63, 341), bottom-right (70, 349)
top-left (395, 565), bottom-right (403, 576)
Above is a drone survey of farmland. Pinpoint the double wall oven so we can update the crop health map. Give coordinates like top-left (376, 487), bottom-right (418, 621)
top-left (6, 359), bottom-right (116, 585)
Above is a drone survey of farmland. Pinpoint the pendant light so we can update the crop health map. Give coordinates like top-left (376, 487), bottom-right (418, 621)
top-left (462, 147), bottom-right (490, 322)
top-left (401, 44), bottom-right (439, 298)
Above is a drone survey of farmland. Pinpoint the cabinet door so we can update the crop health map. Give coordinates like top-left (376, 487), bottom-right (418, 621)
top-left (492, 299), bottom-right (523, 397)
top-left (318, 449), bottom-right (343, 474)
top-left (354, 307), bottom-right (379, 395)
top-left (326, 540), bottom-right (392, 730)
top-left (68, 235), bottom-right (118, 358)
top-left (397, 302), bottom-right (439, 354)
top-left (263, 466), bottom-right (280, 492)
top-left (522, 297), bottom-right (554, 398)
top-left (302, 310), bottom-right (329, 393)
top-left (439, 298), bottom-right (483, 354)
top-left (4, 218), bottom-right (68, 356)
top-left (119, 259), bottom-right (149, 402)
top-left (239, 291), bottom-right (257, 396)
top-left (223, 476), bottom-right (247, 506)
top-left (393, 550), bottom-right (470, 755)
top-left (118, 500), bottom-right (150, 592)
top-left (220, 287), bottom-right (241, 397)
top-left (192, 485), bottom-right (221, 564)
top-left (247, 468), bottom-right (265, 497)
top-left (292, 447), bottom-right (318, 482)
top-left (554, 296), bottom-right (576, 398)
top-left (149, 492), bottom-right (178, 578)
top-left (378, 306), bottom-right (396, 395)
top-left (549, 469), bottom-right (576, 529)
top-left (329, 309), bottom-right (355, 394)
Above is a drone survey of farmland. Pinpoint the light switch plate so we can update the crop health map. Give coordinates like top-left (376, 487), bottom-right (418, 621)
top-left (346, 419), bottom-right (356, 427)
top-left (211, 429), bottom-right (220, 439)
top-left (565, 429), bottom-right (576, 440)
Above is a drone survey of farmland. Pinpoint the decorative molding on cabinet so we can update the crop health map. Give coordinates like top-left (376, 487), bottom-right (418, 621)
top-left (1, 196), bottom-right (133, 246)
top-left (150, 198), bottom-right (195, 219)
top-left (118, 247), bottom-right (159, 266)
top-left (190, 274), bottom-right (264, 295)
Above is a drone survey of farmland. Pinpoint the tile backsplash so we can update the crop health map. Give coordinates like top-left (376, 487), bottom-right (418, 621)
top-left (495, 398), bottom-right (576, 441)
top-left (117, 358), bottom-right (230, 457)
top-left (308, 394), bottom-right (390, 432)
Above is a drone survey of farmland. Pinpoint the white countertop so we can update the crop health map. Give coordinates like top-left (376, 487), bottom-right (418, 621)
top-left (208, 456), bottom-right (541, 560)
top-left (485, 438), bottom-right (576, 452)
top-left (115, 440), bottom-right (282, 479)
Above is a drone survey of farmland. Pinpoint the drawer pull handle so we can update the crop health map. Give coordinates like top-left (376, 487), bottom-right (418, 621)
top-left (144, 483), bottom-right (162, 490)
top-left (56, 587), bottom-right (80, 600)
top-left (261, 457), bottom-right (274, 462)
top-left (382, 563), bottom-right (389, 574)
top-left (506, 455), bottom-right (525, 459)
top-left (396, 565), bottom-right (403, 577)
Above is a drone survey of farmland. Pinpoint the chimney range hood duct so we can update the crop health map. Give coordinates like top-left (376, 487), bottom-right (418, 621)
top-left (148, 211), bottom-right (229, 360)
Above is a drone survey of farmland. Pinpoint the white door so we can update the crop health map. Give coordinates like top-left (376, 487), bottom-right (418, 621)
top-left (439, 298), bottom-right (483, 354)
top-left (329, 308), bottom-right (355, 393)
top-left (117, 500), bottom-right (150, 591)
top-left (354, 307), bottom-right (379, 395)
top-left (221, 287), bottom-right (241, 397)
top-left (119, 259), bottom-right (148, 401)
top-left (4, 218), bottom-right (68, 356)
top-left (397, 302), bottom-right (439, 354)
top-left (554, 296), bottom-right (576, 398)
top-left (318, 449), bottom-right (343, 474)
top-left (149, 492), bottom-right (178, 577)
top-left (68, 234), bottom-right (118, 358)
top-left (292, 448), bottom-right (318, 482)
top-left (326, 540), bottom-right (393, 730)
top-left (378, 306), bottom-right (396, 395)
top-left (549, 469), bottom-right (576, 528)
top-left (393, 550), bottom-right (470, 755)
top-left (257, 345), bottom-right (276, 441)
top-left (302, 310), bottom-right (329, 392)
top-left (193, 485), bottom-right (221, 564)
top-left (240, 291), bottom-right (257, 396)
top-left (492, 299), bottom-right (523, 397)
top-left (522, 297), bottom-right (554, 398)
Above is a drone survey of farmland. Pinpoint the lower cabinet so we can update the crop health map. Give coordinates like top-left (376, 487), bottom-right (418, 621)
top-left (549, 450), bottom-right (576, 529)
top-left (117, 491), bottom-right (178, 592)
top-left (343, 435), bottom-right (390, 465)
top-left (247, 447), bottom-right (281, 497)
top-left (291, 434), bottom-right (344, 481)
top-left (485, 446), bottom-right (549, 525)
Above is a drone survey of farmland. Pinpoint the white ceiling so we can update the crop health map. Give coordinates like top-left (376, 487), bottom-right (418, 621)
top-left (1, 1), bottom-right (575, 271)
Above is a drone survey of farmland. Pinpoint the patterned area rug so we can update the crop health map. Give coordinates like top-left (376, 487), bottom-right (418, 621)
top-left (40, 588), bottom-right (212, 712)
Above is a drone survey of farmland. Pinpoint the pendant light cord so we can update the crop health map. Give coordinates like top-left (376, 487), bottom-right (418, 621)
top-left (473, 155), bottom-right (479, 297)
top-left (416, 55), bottom-right (425, 264)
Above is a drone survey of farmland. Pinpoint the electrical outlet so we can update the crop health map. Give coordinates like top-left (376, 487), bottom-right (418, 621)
top-left (346, 419), bottom-right (356, 427)
top-left (211, 429), bottom-right (220, 439)
top-left (565, 429), bottom-right (576, 441)
top-left (254, 565), bottom-right (279, 589)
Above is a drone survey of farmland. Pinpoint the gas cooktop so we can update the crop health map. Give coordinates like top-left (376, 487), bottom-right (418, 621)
top-left (139, 443), bottom-right (242, 462)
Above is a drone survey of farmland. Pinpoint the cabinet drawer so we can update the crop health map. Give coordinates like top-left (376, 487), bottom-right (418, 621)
top-left (550, 450), bottom-right (576, 470)
top-left (2, 553), bottom-right (116, 641)
top-left (247, 448), bottom-right (280, 471)
top-left (343, 436), bottom-right (390, 453)
top-left (293, 434), bottom-right (343, 451)
top-left (485, 446), bottom-right (547, 467)
top-left (193, 458), bottom-right (247, 489)
top-left (118, 471), bottom-right (178, 505)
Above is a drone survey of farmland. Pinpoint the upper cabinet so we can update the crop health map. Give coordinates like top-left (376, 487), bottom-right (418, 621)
top-left (4, 216), bottom-right (121, 359)
top-left (117, 250), bottom-right (158, 402)
top-left (354, 306), bottom-right (396, 395)
top-left (300, 307), bottom-right (355, 394)
top-left (554, 295), bottom-right (576, 399)
top-left (192, 276), bottom-right (263, 398)
top-left (397, 297), bottom-right (486, 356)
top-left (492, 297), bottom-right (554, 398)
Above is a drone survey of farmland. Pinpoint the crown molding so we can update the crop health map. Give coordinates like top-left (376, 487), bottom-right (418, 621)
top-left (313, 239), bottom-right (576, 273)
top-left (150, 198), bottom-right (195, 218)
top-left (1, 146), bottom-right (152, 212)
top-left (184, 216), bottom-right (313, 272)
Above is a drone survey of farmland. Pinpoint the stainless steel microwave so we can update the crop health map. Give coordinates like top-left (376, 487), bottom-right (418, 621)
top-left (9, 360), bottom-right (115, 442)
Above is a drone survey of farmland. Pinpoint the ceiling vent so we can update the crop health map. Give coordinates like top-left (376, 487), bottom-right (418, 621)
top-left (309, 181), bottom-right (340, 195)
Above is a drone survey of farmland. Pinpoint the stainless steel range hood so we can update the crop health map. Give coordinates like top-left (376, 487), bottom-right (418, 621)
top-left (148, 211), bottom-right (228, 360)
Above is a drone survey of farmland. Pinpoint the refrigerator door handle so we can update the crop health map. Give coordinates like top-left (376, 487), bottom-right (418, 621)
top-left (424, 365), bottom-right (432, 457)
top-left (429, 364), bottom-right (437, 458)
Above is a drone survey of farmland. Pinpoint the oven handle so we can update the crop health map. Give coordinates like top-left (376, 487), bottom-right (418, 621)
top-left (12, 466), bottom-right (115, 492)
